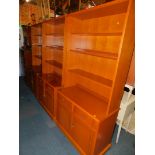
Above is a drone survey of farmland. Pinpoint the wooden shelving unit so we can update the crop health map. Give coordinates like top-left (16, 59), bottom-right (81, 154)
top-left (28, 0), bottom-right (134, 154)
top-left (41, 16), bottom-right (65, 119)
top-left (56, 0), bottom-right (135, 154)
top-left (31, 23), bottom-right (42, 94)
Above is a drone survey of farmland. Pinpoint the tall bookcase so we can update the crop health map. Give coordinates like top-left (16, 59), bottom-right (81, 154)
top-left (56, 0), bottom-right (134, 154)
top-left (31, 23), bottom-right (42, 94)
top-left (41, 16), bottom-right (65, 118)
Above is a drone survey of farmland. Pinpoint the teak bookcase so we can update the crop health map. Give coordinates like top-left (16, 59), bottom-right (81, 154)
top-left (40, 16), bottom-right (65, 119)
top-left (31, 23), bottom-right (42, 95)
top-left (28, 0), bottom-right (134, 154)
top-left (56, 0), bottom-right (134, 155)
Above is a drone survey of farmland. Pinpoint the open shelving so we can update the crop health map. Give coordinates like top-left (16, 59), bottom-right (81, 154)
top-left (69, 69), bottom-right (112, 87)
top-left (28, 0), bottom-right (134, 154)
top-left (41, 16), bottom-right (65, 119)
top-left (58, 0), bottom-right (134, 154)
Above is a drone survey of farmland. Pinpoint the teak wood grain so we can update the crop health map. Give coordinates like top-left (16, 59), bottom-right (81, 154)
top-left (27, 1), bottom-right (135, 154)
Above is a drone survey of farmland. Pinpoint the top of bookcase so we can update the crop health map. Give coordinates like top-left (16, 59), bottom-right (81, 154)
top-left (69, 0), bottom-right (129, 20)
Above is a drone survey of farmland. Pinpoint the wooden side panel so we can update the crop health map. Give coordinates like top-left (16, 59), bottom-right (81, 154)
top-left (126, 50), bottom-right (135, 85)
top-left (93, 112), bottom-right (118, 155)
top-left (107, 0), bottom-right (135, 114)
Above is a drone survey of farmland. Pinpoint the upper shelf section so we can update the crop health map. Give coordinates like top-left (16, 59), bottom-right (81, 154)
top-left (69, 0), bottom-right (128, 20)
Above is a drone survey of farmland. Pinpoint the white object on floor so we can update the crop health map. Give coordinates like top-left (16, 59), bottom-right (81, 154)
top-left (116, 84), bottom-right (135, 144)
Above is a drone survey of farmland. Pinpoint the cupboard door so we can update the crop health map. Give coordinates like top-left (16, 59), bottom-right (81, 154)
top-left (57, 94), bottom-right (72, 132)
top-left (45, 84), bottom-right (54, 116)
top-left (71, 114), bottom-right (93, 155)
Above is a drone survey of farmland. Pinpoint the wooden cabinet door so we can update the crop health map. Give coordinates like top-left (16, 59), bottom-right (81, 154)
top-left (70, 106), bottom-right (95, 155)
top-left (56, 94), bottom-right (72, 132)
top-left (45, 84), bottom-right (54, 116)
top-left (70, 114), bottom-right (93, 155)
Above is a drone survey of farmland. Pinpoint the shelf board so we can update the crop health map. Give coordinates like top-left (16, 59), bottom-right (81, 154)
top-left (42, 73), bottom-right (62, 87)
top-left (70, 0), bottom-right (128, 20)
top-left (59, 85), bottom-right (108, 121)
top-left (34, 55), bottom-right (42, 59)
top-left (71, 48), bottom-right (118, 60)
top-left (32, 34), bottom-right (42, 36)
top-left (46, 45), bottom-right (63, 50)
top-left (45, 60), bottom-right (62, 69)
top-left (71, 32), bottom-right (122, 36)
top-left (69, 69), bottom-right (112, 87)
top-left (46, 33), bottom-right (64, 36)
top-left (32, 44), bottom-right (42, 46)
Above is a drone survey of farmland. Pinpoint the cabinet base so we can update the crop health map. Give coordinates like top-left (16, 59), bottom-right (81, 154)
top-left (99, 143), bottom-right (112, 155)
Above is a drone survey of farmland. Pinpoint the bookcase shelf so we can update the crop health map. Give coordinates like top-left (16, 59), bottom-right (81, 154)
top-left (46, 33), bottom-right (64, 36)
top-left (71, 32), bottom-right (122, 36)
top-left (46, 45), bottom-right (63, 50)
top-left (45, 60), bottom-right (62, 69)
top-left (42, 73), bottom-right (62, 87)
top-left (34, 55), bottom-right (42, 59)
top-left (69, 69), bottom-right (113, 87)
top-left (70, 0), bottom-right (128, 20)
top-left (32, 44), bottom-right (42, 46)
top-left (59, 85), bottom-right (108, 121)
top-left (70, 48), bottom-right (118, 60)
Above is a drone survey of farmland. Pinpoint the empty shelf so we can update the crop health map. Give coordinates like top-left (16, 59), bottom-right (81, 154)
top-left (45, 60), bottom-right (62, 69)
top-left (59, 85), bottom-right (108, 121)
top-left (34, 55), bottom-right (42, 59)
top-left (42, 73), bottom-right (62, 87)
top-left (46, 45), bottom-right (63, 50)
top-left (71, 32), bottom-right (122, 36)
top-left (69, 69), bottom-right (112, 87)
top-left (71, 48), bottom-right (118, 60)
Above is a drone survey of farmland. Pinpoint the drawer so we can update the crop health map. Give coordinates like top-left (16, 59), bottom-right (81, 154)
top-left (58, 94), bottom-right (72, 110)
top-left (73, 106), bottom-right (94, 128)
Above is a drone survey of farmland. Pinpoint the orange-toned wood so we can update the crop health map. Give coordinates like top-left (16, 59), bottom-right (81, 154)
top-left (56, 94), bottom-right (72, 132)
top-left (29, 0), bottom-right (135, 154)
top-left (107, 0), bottom-right (135, 114)
top-left (126, 49), bottom-right (135, 85)
top-left (44, 83), bottom-right (55, 116)
top-left (57, 0), bottom-right (134, 154)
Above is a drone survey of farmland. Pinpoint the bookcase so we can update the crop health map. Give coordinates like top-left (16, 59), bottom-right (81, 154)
top-left (31, 23), bottom-right (42, 96)
top-left (41, 16), bottom-right (65, 118)
top-left (55, 0), bottom-right (134, 154)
